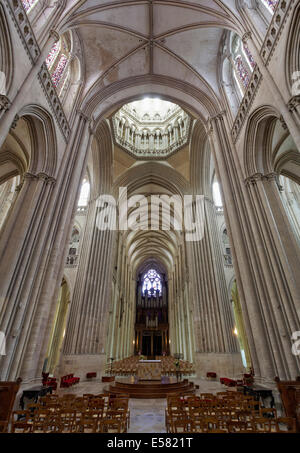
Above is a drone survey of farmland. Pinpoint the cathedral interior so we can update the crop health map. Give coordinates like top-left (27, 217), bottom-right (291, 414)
top-left (0, 0), bottom-right (300, 434)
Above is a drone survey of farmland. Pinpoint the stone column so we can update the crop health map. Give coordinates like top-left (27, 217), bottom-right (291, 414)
top-left (63, 199), bottom-right (115, 356)
top-left (209, 112), bottom-right (300, 380)
top-left (16, 112), bottom-right (93, 381)
top-left (244, 173), bottom-right (300, 377)
top-left (188, 197), bottom-right (238, 354)
top-left (0, 172), bottom-right (56, 380)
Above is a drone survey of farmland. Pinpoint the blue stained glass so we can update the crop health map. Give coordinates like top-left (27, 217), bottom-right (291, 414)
top-left (142, 269), bottom-right (162, 295)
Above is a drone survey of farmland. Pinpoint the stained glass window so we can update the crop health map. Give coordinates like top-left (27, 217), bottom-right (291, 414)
top-left (243, 43), bottom-right (255, 70)
top-left (234, 55), bottom-right (250, 88)
top-left (51, 55), bottom-right (68, 87)
top-left (22, 0), bottom-right (38, 12)
top-left (261, 0), bottom-right (278, 13)
top-left (142, 269), bottom-right (162, 295)
top-left (46, 42), bottom-right (60, 70)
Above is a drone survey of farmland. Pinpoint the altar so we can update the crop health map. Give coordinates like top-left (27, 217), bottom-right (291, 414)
top-left (137, 360), bottom-right (162, 380)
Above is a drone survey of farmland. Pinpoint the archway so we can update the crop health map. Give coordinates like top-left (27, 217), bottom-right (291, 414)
top-left (135, 267), bottom-right (169, 358)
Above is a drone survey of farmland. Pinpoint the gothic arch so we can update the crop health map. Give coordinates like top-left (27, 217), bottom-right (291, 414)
top-left (113, 160), bottom-right (189, 199)
top-left (18, 104), bottom-right (57, 177)
top-left (84, 77), bottom-right (220, 124)
top-left (243, 105), bottom-right (282, 176)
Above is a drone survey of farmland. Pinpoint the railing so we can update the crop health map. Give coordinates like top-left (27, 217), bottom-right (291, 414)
top-left (76, 206), bottom-right (87, 215)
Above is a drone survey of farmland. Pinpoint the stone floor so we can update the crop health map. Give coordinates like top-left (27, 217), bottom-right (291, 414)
top-left (57, 376), bottom-right (226, 433)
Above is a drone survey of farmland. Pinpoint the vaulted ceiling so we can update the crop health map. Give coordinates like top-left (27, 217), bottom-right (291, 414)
top-left (61, 1), bottom-right (244, 119)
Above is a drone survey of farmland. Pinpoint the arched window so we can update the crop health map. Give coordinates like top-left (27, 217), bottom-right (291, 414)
top-left (231, 34), bottom-right (255, 95)
top-left (222, 32), bottom-right (256, 112)
top-left (21, 0), bottom-right (39, 12)
top-left (45, 35), bottom-right (71, 95)
top-left (51, 54), bottom-right (68, 87)
top-left (242, 43), bottom-right (255, 70)
top-left (142, 269), bottom-right (162, 295)
top-left (213, 180), bottom-right (223, 207)
top-left (261, 0), bottom-right (278, 13)
top-left (234, 55), bottom-right (250, 89)
top-left (78, 178), bottom-right (90, 206)
top-left (46, 41), bottom-right (60, 70)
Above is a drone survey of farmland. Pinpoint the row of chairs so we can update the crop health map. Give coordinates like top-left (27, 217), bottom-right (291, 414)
top-left (8, 393), bottom-right (130, 433)
top-left (165, 392), bottom-right (297, 433)
top-left (107, 355), bottom-right (194, 376)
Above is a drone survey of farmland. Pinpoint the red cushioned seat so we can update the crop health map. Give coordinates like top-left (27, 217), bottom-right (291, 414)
top-left (220, 377), bottom-right (237, 387)
top-left (207, 372), bottom-right (217, 378)
top-left (86, 372), bottom-right (97, 379)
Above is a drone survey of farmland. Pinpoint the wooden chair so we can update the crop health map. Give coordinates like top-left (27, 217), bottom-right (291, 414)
top-left (275, 376), bottom-right (300, 432)
top-left (100, 418), bottom-right (124, 433)
top-left (59, 409), bottom-right (77, 433)
top-left (227, 420), bottom-right (254, 433)
top-left (260, 407), bottom-right (277, 419)
top-left (172, 417), bottom-right (191, 433)
top-left (77, 414), bottom-right (98, 433)
top-left (0, 421), bottom-right (8, 433)
top-left (11, 410), bottom-right (32, 433)
top-left (106, 409), bottom-right (128, 432)
top-left (0, 379), bottom-right (22, 431)
top-left (276, 416), bottom-right (297, 433)
top-left (166, 409), bottom-right (185, 433)
top-left (253, 417), bottom-right (277, 433)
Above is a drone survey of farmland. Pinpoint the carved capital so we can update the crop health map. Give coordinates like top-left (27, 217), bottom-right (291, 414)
top-left (288, 95), bottom-right (300, 112)
top-left (36, 172), bottom-right (56, 185)
top-left (244, 172), bottom-right (263, 186)
top-left (262, 172), bottom-right (279, 185)
top-left (49, 29), bottom-right (60, 43)
top-left (0, 95), bottom-right (11, 113)
top-left (15, 182), bottom-right (23, 192)
top-left (279, 115), bottom-right (288, 130)
top-left (242, 31), bottom-right (252, 45)
top-left (10, 114), bottom-right (19, 130)
top-left (23, 171), bottom-right (38, 180)
top-left (205, 118), bottom-right (214, 136)
top-left (210, 111), bottom-right (226, 121)
top-left (77, 109), bottom-right (90, 123)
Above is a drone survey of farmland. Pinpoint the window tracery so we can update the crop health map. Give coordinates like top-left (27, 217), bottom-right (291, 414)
top-left (242, 43), bottom-right (256, 69)
top-left (51, 54), bottom-right (68, 87)
top-left (46, 42), bottom-right (60, 70)
top-left (21, 0), bottom-right (38, 12)
top-left (45, 35), bottom-right (71, 94)
top-left (234, 55), bottom-right (250, 88)
top-left (142, 269), bottom-right (162, 296)
top-left (261, 0), bottom-right (278, 13)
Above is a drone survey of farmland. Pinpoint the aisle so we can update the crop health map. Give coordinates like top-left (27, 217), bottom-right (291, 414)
top-left (128, 399), bottom-right (166, 433)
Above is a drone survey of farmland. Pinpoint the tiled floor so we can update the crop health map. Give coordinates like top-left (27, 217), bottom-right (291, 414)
top-left (57, 376), bottom-right (225, 433)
